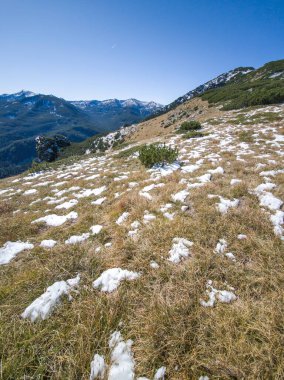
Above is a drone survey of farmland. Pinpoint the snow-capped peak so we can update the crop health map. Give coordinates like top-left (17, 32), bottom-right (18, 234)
top-left (0, 90), bottom-right (37, 100)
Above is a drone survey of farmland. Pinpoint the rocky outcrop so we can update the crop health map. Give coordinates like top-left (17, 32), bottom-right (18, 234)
top-left (35, 135), bottom-right (70, 162)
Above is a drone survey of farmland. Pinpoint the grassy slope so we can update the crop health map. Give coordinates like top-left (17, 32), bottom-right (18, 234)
top-left (0, 103), bottom-right (283, 379)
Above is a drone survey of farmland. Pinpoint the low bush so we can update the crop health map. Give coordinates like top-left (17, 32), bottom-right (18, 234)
top-left (180, 120), bottom-right (202, 131)
top-left (138, 144), bottom-right (178, 168)
top-left (238, 130), bottom-right (254, 143)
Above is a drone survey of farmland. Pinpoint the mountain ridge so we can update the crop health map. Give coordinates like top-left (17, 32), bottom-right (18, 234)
top-left (0, 92), bottom-right (162, 178)
top-left (0, 59), bottom-right (283, 179)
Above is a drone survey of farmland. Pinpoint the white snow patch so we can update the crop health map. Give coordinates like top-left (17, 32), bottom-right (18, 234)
top-left (21, 274), bottom-right (80, 321)
top-left (181, 164), bottom-right (200, 173)
top-left (172, 190), bottom-right (189, 203)
top-left (143, 211), bottom-right (156, 223)
top-left (237, 234), bottom-right (247, 240)
top-left (116, 212), bottom-right (130, 225)
top-left (154, 366), bottom-right (166, 379)
top-left (40, 240), bottom-right (57, 248)
top-left (198, 173), bottom-right (211, 183)
top-left (200, 280), bottom-right (237, 307)
top-left (168, 238), bottom-right (193, 263)
top-left (32, 211), bottom-right (78, 227)
top-left (208, 166), bottom-right (224, 175)
top-left (270, 210), bottom-right (284, 238)
top-left (216, 197), bottom-right (239, 214)
top-left (258, 192), bottom-right (283, 211)
top-left (90, 225), bottom-right (103, 235)
top-left (23, 189), bottom-right (38, 195)
top-left (65, 233), bottom-right (90, 245)
top-left (230, 179), bottom-right (242, 185)
top-left (214, 239), bottom-right (227, 254)
top-left (254, 183), bottom-right (276, 193)
top-left (55, 199), bottom-right (78, 210)
top-left (91, 197), bottom-right (106, 205)
top-left (108, 331), bottom-right (135, 380)
top-left (93, 268), bottom-right (140, 292)
top-left (150, 261), bottom-right (159, 269)
top-left (74, 186), bottom-right (106, 198)
top-left (150, 162), bottom-right (181, 178)
top-left (0, 241), bottom-right (34, 265)
top-left (90, 354), bottom-right (106, 380)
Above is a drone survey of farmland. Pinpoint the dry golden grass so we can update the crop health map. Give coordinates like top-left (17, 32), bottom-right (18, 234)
top-left (0, 104), bottom-right (283, 379)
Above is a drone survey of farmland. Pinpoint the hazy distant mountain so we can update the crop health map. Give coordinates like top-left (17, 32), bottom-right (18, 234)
top-left (0, 91), bottom-right (162, 178)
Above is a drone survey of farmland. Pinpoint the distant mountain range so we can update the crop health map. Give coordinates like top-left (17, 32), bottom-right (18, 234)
top-left (0, 92), bottom-right (162, 178)
top-left (1, 59), bottom-right (283, 179)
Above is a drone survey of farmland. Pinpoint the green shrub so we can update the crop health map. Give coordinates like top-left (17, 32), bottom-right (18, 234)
top-left (183, 131), bottom-right (205, 139)
top-left (238, 130), bottom-right (254, 143)
top-left (179, 120), bottom-right (202, 131)
top-left (138, 144), bottom-right (178, 168)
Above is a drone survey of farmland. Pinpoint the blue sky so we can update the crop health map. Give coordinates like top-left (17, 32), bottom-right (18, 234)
top-left (0, 0), bottom-right (283, 104)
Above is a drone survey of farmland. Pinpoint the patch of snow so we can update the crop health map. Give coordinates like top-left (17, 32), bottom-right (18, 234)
top-left (216, 197), bottom-right (239, 214)
top-left (0, 241), bottom-right (34, 265)
top-left (21, 274), bottom-right (80, 321)
top-left (65, 233), bottom-right (90, 245)
top-left (259, 169), bottom-right (284, 177)
top-left (55, 199), bottom-right (78, 210)
top-left (91, 197), bottom-right (106, 205)
top-left (181, 164), bottom-right (200, 173)
top-left (258, 192), bottom-right (283, 211)
top-left (150, 261), bottom-right (159, 269)
top-left (40, 239), bottom-right (57, 248)
top-left (225, 252), bottom-right (236, 261)
top-left (23, 189), bottom-right (38, 195)
top-left (131, 221), bottom-right (141, 229)
top-left (254, 183), bottom-right (276, 193)
top-left (214, 239), bottom-right (227, 254)
top-left (198, 173), bottom-right (211, 183)
top-left (74, 186), bottom-right (107, 198)
top-left (200, 280), bottom-right (237, 307)
top-left (32, 211), bottom-right (78, 227)
top-left (270, 210), bottom-right (284, 237)
top-left (163, 212), bottom-right (175, 220)
top-left (143, 211), bottom-right (156, 223)
top-left (116, 212), bottom-right (130, 225)
top-left (150, 162), bottom-right (181, 178)
top-left (90, 354), bottom-right (106, 380)
top-left (230, 179), bottom-right (242, 185)
top-left (90, 225), bottom-right (103, 235)
top-left (108, 331), bottom-right (135, 380)
top-left (93, 268), bottom-right (140, 292)
top-left (172, 189), bottom-right (189, 203)
top-left (208, 166), bottom-right (224, 175)
top-left (237, 234), bottom-right (247, 240)
top-left (168, 237), bottom-right (193, 263)
top-left (154, 366), bottom-right (166, 379)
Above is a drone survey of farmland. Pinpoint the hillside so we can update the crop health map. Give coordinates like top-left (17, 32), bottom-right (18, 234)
top-left (0, 92), bottom-right (161, 178)
top-left (0, 97), bottom-right (283, 379)
top-left (201, 59), bottom-right (284, 110)
top-left (58, 59), bottom-right (283, 158)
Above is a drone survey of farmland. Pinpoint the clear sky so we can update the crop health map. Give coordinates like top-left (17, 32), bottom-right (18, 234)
top-left (0, 0), bottom-right (283, 104)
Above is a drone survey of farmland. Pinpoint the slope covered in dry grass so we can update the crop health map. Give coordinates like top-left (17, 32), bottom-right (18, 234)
top-left (0, 103), bottom-right (283, 379)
